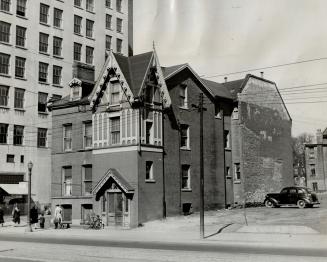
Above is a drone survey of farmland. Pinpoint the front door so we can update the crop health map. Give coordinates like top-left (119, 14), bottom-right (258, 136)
top-left (108, 192), bottom-right (125, 226)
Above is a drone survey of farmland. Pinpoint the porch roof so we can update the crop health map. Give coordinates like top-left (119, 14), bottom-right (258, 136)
top-left (92, 169), bottom-right (134, 196)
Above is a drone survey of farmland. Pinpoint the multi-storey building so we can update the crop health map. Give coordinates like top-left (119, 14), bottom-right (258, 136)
top-left (50, 48), bottom-right (293, 227)
top-left (305, 129), bottom-right (327, 192)
top-left (0, 0), bottom-right (133, 206)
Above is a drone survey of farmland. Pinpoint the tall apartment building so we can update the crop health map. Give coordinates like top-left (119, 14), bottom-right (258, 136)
top-left (0, 0), bottom-right (133, 206)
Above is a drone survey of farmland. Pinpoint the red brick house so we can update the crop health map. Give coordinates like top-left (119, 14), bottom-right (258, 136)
top-left (50, 49), bottom-right (293, 227)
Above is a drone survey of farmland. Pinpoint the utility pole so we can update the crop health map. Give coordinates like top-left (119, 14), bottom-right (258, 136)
top-left (199, 93), bottom-right (204, 239)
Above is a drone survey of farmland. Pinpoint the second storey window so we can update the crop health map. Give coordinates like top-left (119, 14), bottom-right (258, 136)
top-left (0, 123), bottom-right (8, 144)
top-left (38, 92), bottom-right (48, 112)
top-left (40, 3), bottom-right (49, 24)
top-left (234, 163), bottom-right (241, 181)
top-left (63, 166), bottom-right (72, 196)
top-left (180, 124), bottom-right (189, 148)
top-left (179, 84), bottom-right (187, 108)
top-left (145, 161), bottom-right (153, 180)
top-left (181, 165), bottom-right (191, 190)
top-left (0, 53), bottom-right (10, 75)
top-left (53, 37), bottom-right (62, 56)
top-left (105, 35), bottom-right (112, 50)
top-left (86, 0), bottom-right (94, 12)
top-left (117, 18), bottom-right (122, 33)
top-left (106, 14), bottom-right (112, 29)
top-left (116, 38), bottom-right (122, 53)
top-left (15, 56), bottom-right (25, 78)
top-left (86, 19), bottom-right (94, 38)
top-left (0, 0), bottom-right (10, 12)
top-left (37, 128), bottom-right (47, 147)
top-left (86, 46), bottom-right (93, 64)
top-left (53, 8), bottom-right (63, 28)
top-left (83, 165), bottom-right (92, 195)
top-left (53, 65), bottom-right (62, 85)
top-left (16, 0), bottom-right (26, 17)
top-left (110, 117), bottom-right (120, 145)
top-left (0, 85), bottom-right (9, 106)
top-left (63, 124), bottom-right (72, 151)
top-left (74, 15), bottom-right (82, 34)
top-left (13, 125), bottom-right (24, 145)
top-left (84, 121), bottom-right (92, 148)
top-left (0, 21), bottom-right (10, 43)
top-left (14, 88), bottom-right (24, 109)
top-left (224, 130), bottom-right (230, 149)
top-left (16, 26), bottom-right (26, 47)
top-left (39, 33), bottom-right (49, 53)
top-left (38, 62), bottom-right (48, 82)
top-left (73, 42), bottom-right (82, 61)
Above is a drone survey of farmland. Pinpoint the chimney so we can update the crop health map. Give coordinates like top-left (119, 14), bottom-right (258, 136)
top-left (260, 71), bottom-right (264, 78)
top-left (317, 129), bottom-right (323, 144)
top-left (224, 77), bottom-right (228, 83)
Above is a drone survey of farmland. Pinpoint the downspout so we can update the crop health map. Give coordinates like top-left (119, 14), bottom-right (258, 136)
top-left (162, 103), bottom-right (166, 218)
top-left (222, 106), bottom-right (227, 208)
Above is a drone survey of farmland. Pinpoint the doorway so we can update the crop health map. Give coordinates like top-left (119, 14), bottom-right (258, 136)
top-left (105, 189), bottom-right (130, 227)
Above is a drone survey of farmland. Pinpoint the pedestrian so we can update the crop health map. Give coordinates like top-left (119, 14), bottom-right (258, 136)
top-left (0, 205), bottom-right (4, 227)
top-left (12, 203), bottom-right (20, 225)
top-left (54, 205), bottom-right (62, 229)
top-left (30, 205), bottom-right (39, 230)
top-left (39, 212), bottom-right (45, 229)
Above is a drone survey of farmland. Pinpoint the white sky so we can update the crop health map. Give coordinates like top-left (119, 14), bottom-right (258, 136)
top-left (133, 0), bottom-right (327, 137)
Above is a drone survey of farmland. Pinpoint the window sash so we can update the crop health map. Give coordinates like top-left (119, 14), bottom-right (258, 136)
top-left (116, 0), bottom-right (122, 12)
top-left (74, 0), bottom-right (81, 7)
top-left (181, 166), bottom-right (190, 189)
top-left (64, 125), bottom-right (72, 150)
top-left (116, 39), bottom-right (122, 53)
top-left (39, 33), bottom-right (49, 53)
top-left (74, 43), bottom-right (82, 61)
top-left (145, 162), bottom-right (153, 180)
top-left (53, 37), bottom-right (62, 56)
top-left (0, 53), bottom-right (9, 75)
top-left (38, 92), bottom-right (47, 112)
top-left (0, 0), bottom-right (10, 12)
top-left (16, 26), bottom-right (26, 47)
top-left (53, 8), bottom-right (63, 28)
top-left (53, 66), bottom-right (62, 85)
top-left (106, 35), bottom-right (112, 50)
top-left (38, 62), bottom-right (48, 82)
top-left (84, 122), bottom-right (92, 148)
top-left (15, 57), bottom-right (25, 78)
top-left (13, 125), bottom-right (24, 145)
top-left (0, 21), bottom-right (10, 43)
top-left (40, 4), bottom-right (49, 24)
top-left (86, 20), bottom-right (94, 38)
top-left (106, 14), bottom-right (112, 29)
top-left (14, 88), bottom-right (24, 108)
top-left (16, 0), bottom-right (26, 16)
top-left (37, 128), bottom-right (47, 147)
top-left (110, 117), bottom-right (120, 144)
top-left (0, 85), bottom-right (9, 106)
top-left (86, 0), bottom-right (94, 12)
top-left (74, 16), bottom-right (82, 34)
top-left (117, 18), bottom-right (122, 32)
top-left (106, 0), bottom-right (111, 8)
top-left (86, 46), bottom-right (94, 64)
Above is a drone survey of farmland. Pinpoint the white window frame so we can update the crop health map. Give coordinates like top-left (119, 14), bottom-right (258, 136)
top-left (83, 121), bottom-right (92, 149)
top-left (82, 165), bottom-right (92, 195)
top-left (181, 165), bottom-right (191, 190)
top-left (63, 124), bottom-right (72, 151)
top-left (63, 166), bottom-right (72, 196)
top-left (180, 124), bottom-right (189, 149)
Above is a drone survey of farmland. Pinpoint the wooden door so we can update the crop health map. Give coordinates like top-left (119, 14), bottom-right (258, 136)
top-left (108, 192), bottom-right (123, 226)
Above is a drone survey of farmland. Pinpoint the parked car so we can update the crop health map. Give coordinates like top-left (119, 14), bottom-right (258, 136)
top-left (264, 186), bottom-right (320, 208)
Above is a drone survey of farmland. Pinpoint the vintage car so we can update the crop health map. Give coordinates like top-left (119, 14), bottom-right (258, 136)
top-left (264, 186), bottom-right (320, 208)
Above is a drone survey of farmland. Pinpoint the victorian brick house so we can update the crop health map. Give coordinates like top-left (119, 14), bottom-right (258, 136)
top-left (50, 49), bottom-right (293, 227)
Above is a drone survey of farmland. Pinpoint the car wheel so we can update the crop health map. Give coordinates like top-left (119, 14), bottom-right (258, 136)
top-left (265, 199), bottom-right (274, 208)
top-left (297, 200), bottom-right (306, 209)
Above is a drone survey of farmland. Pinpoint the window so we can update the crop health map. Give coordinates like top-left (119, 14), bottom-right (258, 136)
top-left (20, 155), bottom-right (24, 163)
top-left (83, 165), bottom-right (92, 195)
top-left (0, 123), bottom-right (8, 143)
top-left (224, 130), bottom-right (230, 149)
top-left (15, 56), bottom-right (25, 78)
top-left (234, 163), bottom-right (241, 181)
top-left (6, 154), bottom-right (14, 163)
top-left (74, 0), bottom-right (81, 7)
top-left (226, 167), bottom-right (231, 177)
top-left (38, 92), bottom-right (47, 112)
top-left (84, 121), bottom-right (92, 148)
top-left (38, 62), bottom-right (48, 82)
top-left (63, 166), bottom-right (72, 196)
top-left (110, 83), bottom-right (120, 104)
top-left (86, 0), bottom-right (94, 12)
top-left (16, 0), bottom-right (26, 17)
top-left (74, 15), bottom-right (82, 34)
top-left (73, 42), bottom-right (82, 61)
top-left (181, 165), bottom-right (190, 189)
top-left (105, 35), bottom-right (112, 50)
top-left (53, 8), bottom-right (63, 28)
top-left (110, 117), bottom-right (120, 144)
top-left (145, 121), bottom-right (152, 144)
top-left (0, 85), bottom-right (9, 106)
top-left (63, 124), bottom-right (72, 151)
top-left (53, 37), bottom-right (62, 56)
top-left (116, 0), bottom-right (122, 12)
top-left (0, 0), bottom-right (10, 12)
top-left (14, 88), bottom-right (24, 108)
top-left (0, 53), bottom-right (10, 75)
top-left (310, 164), bottom-right (316, 177)
top-left (116, 38), bottom-right (122, 53)
top-left (232, 107), bottom-right (239, 120)
top-left (117, 18), bottom-right (122, 33)
top-left (86, 46), bottom-right (93, 64)
top-left (312, 182), bottom-right (318, 192)
top-left (0, 21), bottom-right (10, 43)
top-left (16, 26), bottom-right (26, 47)
top-left (309, 147), bottom-right (315, 158)
top-left (105, 14), bottom-right (112, 29)
top-left (86, 19), bottom-right (94, 38)
top-left (179, 84), bottom-right (187, 107)
top-left (145, 161), bottom-right (153, 180)
top-left (53, 65), bottom-right (62, 85)
top-left (106, 0), bottom-right (111, 8)
top-left (39, 33), bottom-right (49, 53)
top-left (180, 124), bottom-right (189, 148)
top-left (40, 3), bottom-right (49, 24)
top-left (37, 128), bottom-right (47, 147)
top-left (215, 103), bottom-right (222, 119)
top-left (13, 125), bottom-right (23, 145)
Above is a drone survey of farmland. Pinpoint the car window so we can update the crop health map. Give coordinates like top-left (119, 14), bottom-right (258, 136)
top-left (281, 188), bottom-right (288, 194)
top-left (289, 188), bottom-right (297, 194)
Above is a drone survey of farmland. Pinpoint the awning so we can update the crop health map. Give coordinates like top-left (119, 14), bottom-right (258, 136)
top-left (92, 168), bottom-right (134, 199)
top-left (0, 182), bottom-right (29, 195)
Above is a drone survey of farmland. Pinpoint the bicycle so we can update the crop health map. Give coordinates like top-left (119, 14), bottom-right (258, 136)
top-left (88, 214), bottom-right (104, 229)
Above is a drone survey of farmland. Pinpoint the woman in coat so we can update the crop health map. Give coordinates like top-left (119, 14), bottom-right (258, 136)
top-left (12, 203), bottom-right (20, 225)
top-left (30, 205), bottom-right (39, 229)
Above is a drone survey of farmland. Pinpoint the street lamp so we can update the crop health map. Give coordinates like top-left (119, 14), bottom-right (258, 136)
top-left (25, 161), bottom-right (33, 232)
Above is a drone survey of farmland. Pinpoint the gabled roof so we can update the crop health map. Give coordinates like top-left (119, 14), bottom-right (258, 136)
top-left (162, 64), bottom-right (187, 78)
top-left (201, 78), bottom-right (233, 100)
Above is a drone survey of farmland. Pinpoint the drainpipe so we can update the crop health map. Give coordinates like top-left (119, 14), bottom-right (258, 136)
top-left (222, 106), bottom-right (227, 208)
top-left (162, 103), bottom-right (166, 218)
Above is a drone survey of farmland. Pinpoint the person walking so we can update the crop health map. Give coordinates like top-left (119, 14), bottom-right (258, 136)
top-left (30, 205), bottom-right (38, 230)
top-left (0, 205), bottom-right (4, 227)
top-left (54, 205), bottom-right (62, 229)
top-left (12, 203), bottom-right (20, 225)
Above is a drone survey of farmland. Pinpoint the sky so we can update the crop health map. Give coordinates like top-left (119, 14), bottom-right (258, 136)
top-left (133, 0), bottom-right (327, 137)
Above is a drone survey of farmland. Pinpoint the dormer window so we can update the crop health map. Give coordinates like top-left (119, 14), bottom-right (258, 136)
top-left (69, 78), bottom-right (82, 101)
